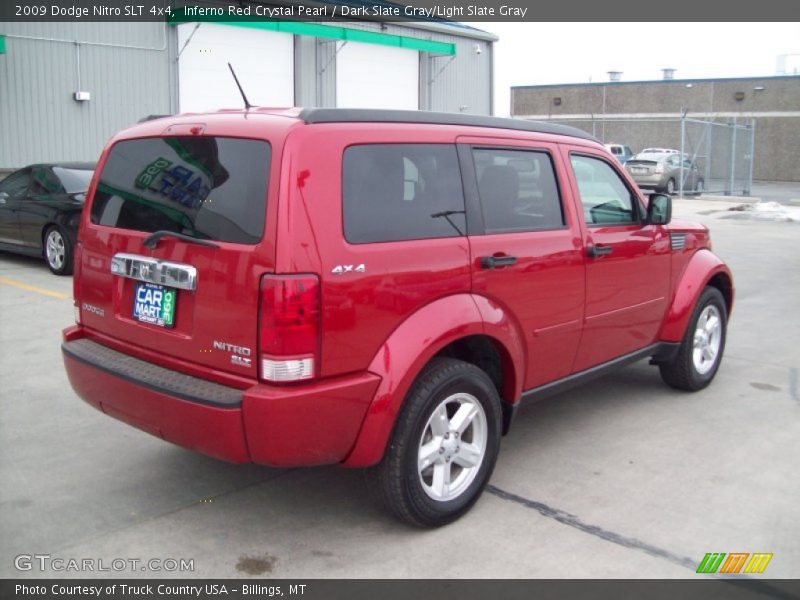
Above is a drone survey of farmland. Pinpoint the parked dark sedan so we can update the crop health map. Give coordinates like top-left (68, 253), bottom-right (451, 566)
top-left (0, 163), bottom-right (94, 275)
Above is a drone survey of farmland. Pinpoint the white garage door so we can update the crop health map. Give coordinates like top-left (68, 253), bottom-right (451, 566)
top-left (336, 42), bottom-right (419, 110)
top-left (177, 23), bottom-right (294, 113)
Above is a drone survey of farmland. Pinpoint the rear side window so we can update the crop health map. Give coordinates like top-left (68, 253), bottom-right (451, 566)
top-left (91, 137), bottom-right (270, 244)
top-left (472, 148), bottom-right (564, 234)
top-left (343, 144), bottom-right (465, 244)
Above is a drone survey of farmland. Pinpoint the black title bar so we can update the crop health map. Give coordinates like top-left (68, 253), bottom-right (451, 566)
top-left (1, 0), bottom-right (797, 22)
top-left (3, 579), bottom-right (800, 600)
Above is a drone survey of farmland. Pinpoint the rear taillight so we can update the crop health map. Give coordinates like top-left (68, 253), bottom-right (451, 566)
top-left (258, 274), bottom-right (320, 382)
top-left (655, 163), bottom-right (664, 174)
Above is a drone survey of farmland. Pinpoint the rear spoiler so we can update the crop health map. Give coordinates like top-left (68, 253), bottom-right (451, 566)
top-left (137, 114), bottom-right (172, 123)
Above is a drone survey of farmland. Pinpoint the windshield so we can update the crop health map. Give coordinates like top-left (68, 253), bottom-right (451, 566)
top-left (90, 137), bottom-right (271, 244)
top-left (53, 167), bottom-right (94, 194)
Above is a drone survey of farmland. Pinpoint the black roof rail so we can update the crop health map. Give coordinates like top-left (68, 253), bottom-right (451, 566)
top-left (297, 108), bottom-right (598, 142)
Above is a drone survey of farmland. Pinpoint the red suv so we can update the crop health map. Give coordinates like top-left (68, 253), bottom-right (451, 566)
top-left (62, 108), bottom-right (733, 527)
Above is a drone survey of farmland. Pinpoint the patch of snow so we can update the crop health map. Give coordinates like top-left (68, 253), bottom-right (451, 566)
top-left (723, 201), bottom-right (800, 222)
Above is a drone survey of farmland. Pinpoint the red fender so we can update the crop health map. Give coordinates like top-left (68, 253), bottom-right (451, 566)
top-left (659, 249), bottom-right (734, 342)
top-left (342, 293), bottom-right (524, 467)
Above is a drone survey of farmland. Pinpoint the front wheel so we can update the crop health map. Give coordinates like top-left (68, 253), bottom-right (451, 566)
top-left (44, 226), bottom-right (73, 276)
top-left (660, 286), bottom-right (727, 391)
top-left (370, 358), bottom-right (502, 527)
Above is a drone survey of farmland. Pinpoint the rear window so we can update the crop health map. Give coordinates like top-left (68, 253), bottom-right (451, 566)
top-left (52, 167), bottom-right (94, 194)
top-left (91, 137), bottom-right (270, 244)
top-left (343, 144), bottom-right (466, 244)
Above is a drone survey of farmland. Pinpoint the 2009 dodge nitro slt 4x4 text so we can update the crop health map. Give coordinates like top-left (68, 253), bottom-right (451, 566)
top-left (62, 108), bottom-right (733, 527)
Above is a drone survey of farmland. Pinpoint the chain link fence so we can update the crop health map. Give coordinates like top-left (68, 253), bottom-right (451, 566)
top-left (541, 116), bottom-right (756, 197)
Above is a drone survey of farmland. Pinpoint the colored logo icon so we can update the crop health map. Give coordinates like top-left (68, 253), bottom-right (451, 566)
top-left (696, 553), bottom-right (773, 574)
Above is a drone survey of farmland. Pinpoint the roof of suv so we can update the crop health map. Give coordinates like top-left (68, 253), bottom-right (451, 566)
top-left (130, 108), bottom-right (599, 143)
top-left (297, 108), bottom-right (599, 142)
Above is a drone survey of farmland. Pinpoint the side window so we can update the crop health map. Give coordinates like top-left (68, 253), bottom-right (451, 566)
top-left (29, 168), bottom-right (65, 196)
top-left (668, 155), bottom-right (681, 168)
top-left (472, 148), bottom-right (564, 234)
top-left (343, 144), bottom-right (465, 244)
top-left (569, 154), bottom-right (639, 226)
top-left (0, 170), bottom-right (32, 197)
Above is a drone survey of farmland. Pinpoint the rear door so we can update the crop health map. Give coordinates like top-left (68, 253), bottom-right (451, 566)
top-left (313, 132), bottom-right (472, 377)
top-left (0, 169), bottom-right (31, 245)
top-left (564, 148), bottom-right (671, 371)
top-left (79, 135), bottom-right (274, 379)
top-left (460, 137), bottom-right (586, 389)
top-left (17, 167), bottom-right (58, 247)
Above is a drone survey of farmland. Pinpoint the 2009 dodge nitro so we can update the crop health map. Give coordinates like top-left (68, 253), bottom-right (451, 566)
top-left (62, 108), bottom-right (733, 527)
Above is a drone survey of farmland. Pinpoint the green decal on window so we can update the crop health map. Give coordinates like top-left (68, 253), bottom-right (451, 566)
top-left (135, 157), bottom-right (172, 190)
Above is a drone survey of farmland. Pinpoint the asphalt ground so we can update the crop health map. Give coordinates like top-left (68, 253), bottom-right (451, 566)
top-left (0, 197), bottom-right (798, 579)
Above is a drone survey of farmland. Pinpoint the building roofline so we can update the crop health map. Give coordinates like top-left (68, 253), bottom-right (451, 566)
top-left (317, 0), bottom-right (498, 40)
top-left (400, 21), bottom-right (498, 41)
top-left (512, 74), bottom-right (800, 90)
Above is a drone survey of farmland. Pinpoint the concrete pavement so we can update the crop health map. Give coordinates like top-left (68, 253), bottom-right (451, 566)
top-left (1, 201), bottom-right (798, 579)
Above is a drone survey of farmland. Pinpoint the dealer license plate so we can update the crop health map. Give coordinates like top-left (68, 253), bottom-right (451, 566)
top-left (133, 282), bottom-right (176, 328)
top-left (630, 167), bottom-right (647, 174)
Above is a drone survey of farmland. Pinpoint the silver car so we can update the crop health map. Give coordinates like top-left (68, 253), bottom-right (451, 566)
top-left (625, 152), bottom-right (704, 195)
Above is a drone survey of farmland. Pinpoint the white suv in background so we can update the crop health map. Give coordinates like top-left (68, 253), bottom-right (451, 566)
top-left (604, 143), bottom-right (634, 164)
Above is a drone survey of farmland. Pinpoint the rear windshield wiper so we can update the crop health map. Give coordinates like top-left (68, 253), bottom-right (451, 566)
top-left (431, 210), bottom-right (466, 236)
top-left (142, 230), bottom-right (219, 249)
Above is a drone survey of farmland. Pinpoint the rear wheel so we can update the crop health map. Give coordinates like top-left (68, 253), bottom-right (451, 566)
top-left (370, 358), bottom-right (502, 528)
top-left (44, 226), bottom-right (73, 276)
top-left (659, 287), bottom-right (727, 391)
top-left (665, 178), bottom-right (676, 195)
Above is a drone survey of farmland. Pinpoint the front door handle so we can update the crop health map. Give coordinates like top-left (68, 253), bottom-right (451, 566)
top-left (480, 255), bottom-right (518, 269)
top-left (587, 244), bottom-right (613, 258)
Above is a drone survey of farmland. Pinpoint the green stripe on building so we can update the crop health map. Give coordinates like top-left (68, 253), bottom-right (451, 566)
top-left (0, 35), bottom-right (6, 55)
top-left (167, 13), bottom-right (455, 56)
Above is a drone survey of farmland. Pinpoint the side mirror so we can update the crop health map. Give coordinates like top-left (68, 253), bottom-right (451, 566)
top-left (647, 193), bottom-right (672, 225)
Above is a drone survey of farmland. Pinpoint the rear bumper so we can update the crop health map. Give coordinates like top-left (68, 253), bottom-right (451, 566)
top-left (630, 175), bottom-right (664, 188)
top-left (62, 330), bottom-right (380, 466)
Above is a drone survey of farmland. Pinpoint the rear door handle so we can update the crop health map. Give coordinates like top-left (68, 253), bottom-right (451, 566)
top-left (480, 255), bottom-right (517, 269)
top-left (587, 244), bottom-right (613, 258)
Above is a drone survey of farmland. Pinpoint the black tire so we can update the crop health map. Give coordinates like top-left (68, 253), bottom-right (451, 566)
top-left (665, 178), bottom-right (676, 195)
top-left (659, 287), bottom-right (727, 391)
top-left (369, 358), bottom-right (502, 528)
top-left (43, 225), bottom-right (73, 276)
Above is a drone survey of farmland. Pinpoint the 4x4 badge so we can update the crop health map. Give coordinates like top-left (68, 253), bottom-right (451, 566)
top-left (331, 264), bottom-right (366, 275)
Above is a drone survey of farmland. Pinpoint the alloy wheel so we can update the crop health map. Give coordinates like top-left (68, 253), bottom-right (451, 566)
top-left (46, 229), bottom-right (66, 271)
top-left (417, 392), bottom-right (488, 502)
top-left (693, 305), bottom-right (722, 375)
